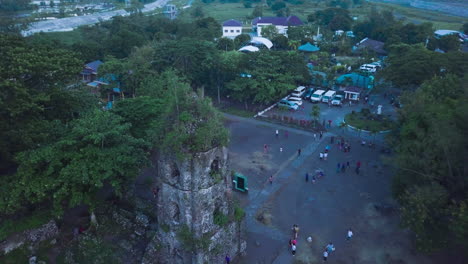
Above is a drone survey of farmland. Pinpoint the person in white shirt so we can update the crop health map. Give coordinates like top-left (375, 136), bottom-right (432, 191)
top-left (323, 250), bottom-right (328, 261)
top-left (291, 244), bottom-right (296, 256)
top-left (347, 228), bottom-right (353, 240)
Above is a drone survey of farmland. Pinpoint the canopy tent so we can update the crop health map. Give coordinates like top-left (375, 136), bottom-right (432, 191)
top-left (336, 72), bottom-right (374, 89)
top-left (298, 42), bottom-right (320, 52)
top-left (250, 37), bottom-right (273, 49)
top-left (239, 45), bottom-right (259, 52)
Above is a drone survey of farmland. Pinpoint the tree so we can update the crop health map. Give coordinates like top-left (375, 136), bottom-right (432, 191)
top-left (463, 22), bottom-right (468, 34)
top-left (437, 34), bottom-right (461, 52)
top-left (288, 40), bottom-right (300, 50)
top-left (151, 39), bottom-right (220, 90)
top-left (382, 43), bottom-right (468, 87)
top-left (252, 5), bottom-right (263, 17)
top-left (226, 51), bottom-right (309, 107)
top-left (271, 1), bottom-right (286, 11)
top-left (191, 5), bottom-right (205, 18)
top-left (1, 110), bottom-right (148, 215)
top-left (234, 34), bottom-right (251, 49)
top-left (260, 25), bottom-right (279, 40)
top-left (272, 35), bottom-right (289, 50)
top-left (310, 105), bottom-right (320, 128)
top-left (216, 37), bottom-right (235, 51)
top-left (391, 74), bottom-right (468, 252)
top-left (0, 34), bottom-right (83, 170)
top-left (328, 13), bottom-right (352, 31)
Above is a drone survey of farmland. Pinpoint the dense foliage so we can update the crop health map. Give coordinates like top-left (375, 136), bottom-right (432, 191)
top-left (381, 44), bottom-right (468, 87)
top-left (391, 74), bottom-right (468, 251)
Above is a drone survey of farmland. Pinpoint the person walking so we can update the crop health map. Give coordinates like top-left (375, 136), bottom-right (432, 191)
top-left (314, 133), bottom-right (317, 141)
top-left (323, 251), bottom-right (328, 262)
top-left (320, 152), bottom-right (324, 160)
top-left (305, 172), bottom-right (309, 182)
top-left (264, 144), bottom-right (268, 153)
top-left (326, 242), bottom-right (335, 253)
top-left (269, 176), bottom-right (273, 184)
top-left (341, 163), bottom-right (346, 173)
top-left (297, 148), bottom-right (301, 156)
top-left (347, 161), bottom-right (350, 168)
top-left (225, 254), bottom-right (231, 264)
top-left (320, 131), bottom-right (323, 139)
top-left (356, 161), bottom-right (361, 174)
top-left (312, 175), bottom-right (316, 184)
top-left (275, 129), bottom-right (279, 138)
top-left (328, 120), bottom-right (332, 127)
top-left (347, 228), bottom-right (353, 240)
top-left (291, 244), bottom-right (296, 256)
top-left (336, 163), bottom-right (341, 173)
top-left (324, 152), bottom-right (328, 161)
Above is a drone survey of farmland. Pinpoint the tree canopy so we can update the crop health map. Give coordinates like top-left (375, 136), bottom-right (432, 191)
top-left (391, 74), bottom-right (468, 252)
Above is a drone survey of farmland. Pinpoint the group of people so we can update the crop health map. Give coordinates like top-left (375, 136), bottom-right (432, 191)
top-left (287, 226), bottom-right (354, 261)
top-left (289, 224), bottom-right (300, 256)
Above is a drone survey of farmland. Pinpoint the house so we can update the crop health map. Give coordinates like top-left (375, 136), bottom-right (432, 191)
top-left (81, 60), bottom-right (103, 83)
top-left (353, 38), bottom-right (387, 56)
top-left (252, 16), bottom-right (303, 37)
top-left (343, 86), bottom-right (363, 101)
top-left (222, 19), bottom-right (243, 38)
top-left (163, 4), bottom-right (177, 20)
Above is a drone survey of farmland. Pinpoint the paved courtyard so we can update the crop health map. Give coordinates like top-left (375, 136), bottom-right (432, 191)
top-left (224, 111), bottom-right (458, 264)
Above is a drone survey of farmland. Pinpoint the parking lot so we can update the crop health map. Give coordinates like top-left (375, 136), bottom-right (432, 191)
top-left (265, 90), bottom-right (398, 141)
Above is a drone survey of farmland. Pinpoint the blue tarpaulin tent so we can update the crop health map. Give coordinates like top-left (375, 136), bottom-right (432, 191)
top-left (336, 73), bottom-right (374, 89)
top-left (298, 42), bottom-right (320, 52)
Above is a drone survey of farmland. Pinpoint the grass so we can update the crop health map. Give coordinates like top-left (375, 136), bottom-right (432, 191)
top-left (0, 210), bottom-right (53, 241)
top-left (345, 109), bottom-right (395, 132)
top-left (372, 2), bottom-right (465, 30)
top-left (178, 0), bottom-right (464, 31)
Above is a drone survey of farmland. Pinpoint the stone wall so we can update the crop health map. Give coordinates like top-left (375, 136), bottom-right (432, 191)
top-left (142, 146), bottom-right (246, 264)
top-left (0, 220), bottom-right (58, 256)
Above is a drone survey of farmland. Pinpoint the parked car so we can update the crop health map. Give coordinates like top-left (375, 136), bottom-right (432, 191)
top-left (331, 95), bottom-right (344, 106)
top-left (302, 87), bottom-right (314, 99)
top-left (311, 90), bottom-right (326, 103)
top-left (291, 86), bottom-right (307, 97)
top-left (287, 96), bottom-right (303, 106)
top-left (322, 90), bottom-right (336, 103)
top-left (278, 100), bottom-right (299, 110)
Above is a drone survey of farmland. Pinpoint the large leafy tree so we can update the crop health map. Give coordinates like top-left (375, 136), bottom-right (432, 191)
top-left (391, 74), bottom-right (468, 252)
top-left (226, 51), bottom-right (309, 106)
top-left (381, 43), bottom-right (468, 87)
top-left (151, 39), bottom-right (220, 90)
top-left (0, 34), bottom-right (84, 170)
top-left (0, 110), bottom-right (148, 215)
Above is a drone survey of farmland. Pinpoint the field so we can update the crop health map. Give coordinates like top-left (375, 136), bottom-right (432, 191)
top-left (177, 0), bottom-right (465, 31)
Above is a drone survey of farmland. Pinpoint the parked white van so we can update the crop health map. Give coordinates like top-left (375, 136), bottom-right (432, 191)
top-left (311, 90), bottom-right (326, 103)
top-left (359, 64), bottom-right (379, 73)
top-left (291, 86), bottom-right (307, 97)
top-left (322, 90), bottom-right (336, 103)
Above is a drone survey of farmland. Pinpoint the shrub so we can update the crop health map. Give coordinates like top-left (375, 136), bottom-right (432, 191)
top-left (0, 209), bottom-right (53, 241)
top-left (214, 209), bottom-right (229, 226)
top-left (160, 223), bottom-right (170, 233)
top-left (234, 206), bottom-right (246, 222)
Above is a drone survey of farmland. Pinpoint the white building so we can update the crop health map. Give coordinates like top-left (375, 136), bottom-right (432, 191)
top-left (252, 16), bottom-right (303, 37)
top-left (222, 19), bottom-right (243, 38)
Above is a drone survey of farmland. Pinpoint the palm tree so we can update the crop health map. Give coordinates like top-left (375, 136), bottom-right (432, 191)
top-left (288, 40), bottom-right (300, 50)
top-left (310, 105), bottom-right (320, 128)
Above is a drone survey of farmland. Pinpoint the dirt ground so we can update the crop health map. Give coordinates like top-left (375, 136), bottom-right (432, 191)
top-left (224, 114), bottom-right (463, 264)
